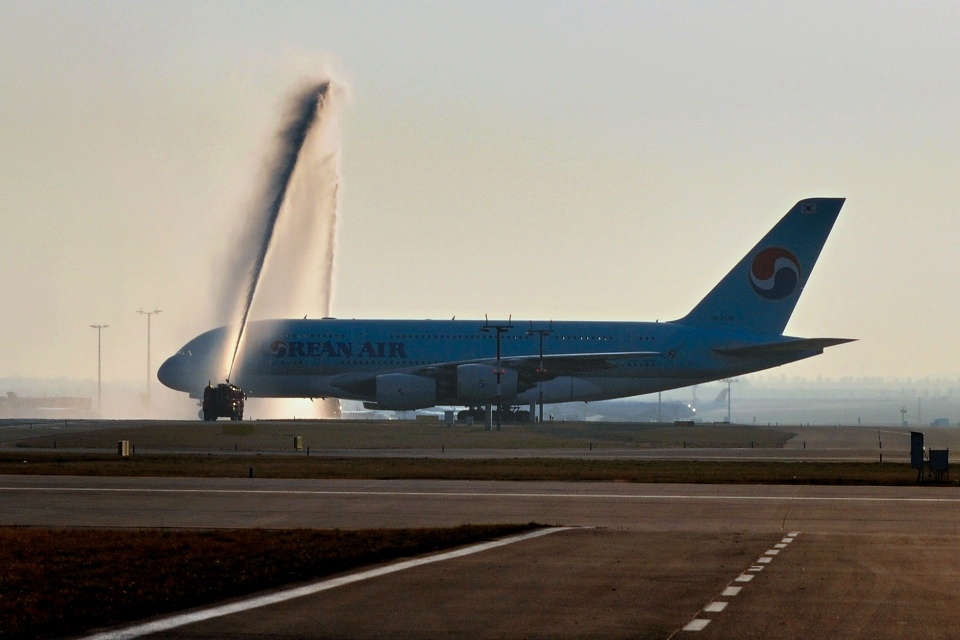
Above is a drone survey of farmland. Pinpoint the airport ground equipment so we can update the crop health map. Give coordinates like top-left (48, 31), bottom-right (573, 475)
top-left (458, 406), bottom-right (531, 424)
top-left (929, 449), bottom-right (949, 482)
top-left (910, 431), bottom-right (950, 482)
top-left (911, 431), bottom-right (924, 481)
top-left (202, 383), bottom-right (245, 421)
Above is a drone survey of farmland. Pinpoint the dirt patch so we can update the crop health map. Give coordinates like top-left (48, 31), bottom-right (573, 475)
top-left (0, 523), bottom-right (538, 640)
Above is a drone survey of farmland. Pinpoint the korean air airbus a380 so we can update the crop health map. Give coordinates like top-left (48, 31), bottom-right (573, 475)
top-left (158, 198), bottom-right (854, 414)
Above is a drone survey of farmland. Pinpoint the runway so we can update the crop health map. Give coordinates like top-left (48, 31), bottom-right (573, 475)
top-left (4, 476), bottom-right (960, 638)
top-left (3, 476), bottom-right (960, 533)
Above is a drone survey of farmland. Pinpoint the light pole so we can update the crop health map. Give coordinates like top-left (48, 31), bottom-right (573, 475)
top-left (482, 316), bottom-right (513, 431)
top-left (137, 308), bottom-right (162, 400)
top-left (722, 378), bottom-right (738, 423)
top-left (89, 324), bottom-right (108, 415)
top-left (526, 321), bottom-right (553, 424)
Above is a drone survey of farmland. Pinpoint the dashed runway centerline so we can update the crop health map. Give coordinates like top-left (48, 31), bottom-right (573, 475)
top-left (676, 532), bottom-right (800, 633)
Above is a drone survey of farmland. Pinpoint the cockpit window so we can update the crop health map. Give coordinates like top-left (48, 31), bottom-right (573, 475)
top-left (177, 349), bottom-right (192, 357)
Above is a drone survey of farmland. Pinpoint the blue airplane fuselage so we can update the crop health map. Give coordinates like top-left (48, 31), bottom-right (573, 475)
top-left (158, 198), bottom-right (853, 411)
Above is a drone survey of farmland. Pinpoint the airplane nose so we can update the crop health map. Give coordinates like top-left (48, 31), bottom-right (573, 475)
top-left (157, 355), bottom-right (186, 392)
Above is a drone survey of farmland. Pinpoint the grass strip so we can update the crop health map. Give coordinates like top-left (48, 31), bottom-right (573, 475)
top-left (6, 420), bottom-right (794, 451)
top-left (0, 524), bottom-right (538, 640)
top-left (0, 453), bottom-right (941, 485)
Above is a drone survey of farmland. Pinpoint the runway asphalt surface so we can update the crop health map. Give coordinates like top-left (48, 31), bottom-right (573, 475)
top-left (3, 420), bottom-right (959, 637)
top-left (4, 476), bottom-right (960, 638)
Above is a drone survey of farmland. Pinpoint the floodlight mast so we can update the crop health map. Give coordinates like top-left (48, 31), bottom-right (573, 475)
top-left (526, 321), bottom-right (553, 424)
top-left (137, 308), bottom-right (162, 401)
top-left (89, 324), bottom-right (109, 415)
top-left (722, 378), bottom-right (738, 422)
top-left (482, 315), bottom-right (513, 431)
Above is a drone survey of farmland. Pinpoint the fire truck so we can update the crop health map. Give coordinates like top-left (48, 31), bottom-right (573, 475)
top-left (201, 382), bottom-right (245, 421)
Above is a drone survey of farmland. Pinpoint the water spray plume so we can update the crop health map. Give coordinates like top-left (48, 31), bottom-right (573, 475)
top-left (224, 81), bottom-right (332, 381)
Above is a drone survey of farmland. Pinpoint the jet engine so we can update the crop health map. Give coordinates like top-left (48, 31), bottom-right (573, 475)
top-left (375, 373), bottom-right (437, 410)
top-left (457, 363), bottom-right (518, 403)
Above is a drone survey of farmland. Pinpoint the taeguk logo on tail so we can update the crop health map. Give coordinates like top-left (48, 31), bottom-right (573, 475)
top-left (749, 247), bottom-right (801, 300)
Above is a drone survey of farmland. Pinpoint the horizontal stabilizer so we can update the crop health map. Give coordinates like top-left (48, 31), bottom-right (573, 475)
top-left (713, 338), bottom-right (855, 358)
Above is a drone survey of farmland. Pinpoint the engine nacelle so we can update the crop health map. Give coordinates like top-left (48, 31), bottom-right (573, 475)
top-left (457, 364), bottom-right (518, 403)
top-left (375, 373), bottom-right (437, 410)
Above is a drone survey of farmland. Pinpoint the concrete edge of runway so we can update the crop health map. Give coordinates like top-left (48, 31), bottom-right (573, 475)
top-left (77, 527), bottom-right (571, 640)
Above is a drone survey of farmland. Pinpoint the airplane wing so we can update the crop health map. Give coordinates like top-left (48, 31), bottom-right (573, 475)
top-left (713, 338), bottom-right (855, 358)
top-left (497, 351), bottom-right (660, 374)
top-left (329, 351), bottom-right (659, 397)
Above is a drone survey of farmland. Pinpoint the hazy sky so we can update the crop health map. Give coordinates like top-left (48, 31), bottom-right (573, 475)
top-left (2, 1), bottom-right (958, 392)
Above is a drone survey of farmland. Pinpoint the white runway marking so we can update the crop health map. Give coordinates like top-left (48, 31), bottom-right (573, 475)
top-left (774, 543), bottom-right (787, 548)
top-left (4, 485), bottom-right (960, 504)
top-left (77, 527), bottom-right (568, 640)
top-left (683, 619), bottom-right (711, 631)
top-left (678, 533), bottom-right (799, 634)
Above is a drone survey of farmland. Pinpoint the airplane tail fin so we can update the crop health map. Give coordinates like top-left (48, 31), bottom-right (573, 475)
top-left (694, 388), bottom-right (728, 412)
top-left (714, 388), bottom-right (728, 406)
top-left (676, 198), bottom-right (844, 335)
